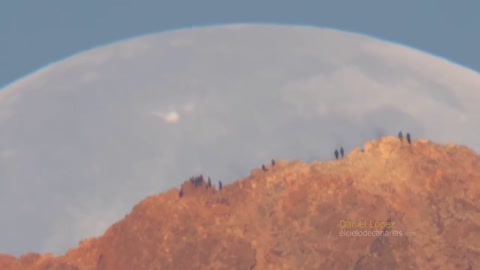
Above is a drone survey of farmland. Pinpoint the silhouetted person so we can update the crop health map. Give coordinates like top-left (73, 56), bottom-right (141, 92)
top-left (398, 131), bottom-right (403, 141)
top-left (340, 147), bottom-right (344, 158)
top-left (219, 181), bottom-right (223, 191)
top-left (193, 176), bottom-right (200, 187)
top-left (406, 132), bottom-right (411, 144)
top-left (271, 159), bottom-right (275, 166)
top-left (193, 175), bottom-right (204, 187)
top-left (207, 177), bottom-right (212, 188)
top-left (334, 149), bottom-right (339, 160)
top-left (262, 164), bottom-right (268, 171)
top-left (179, 188), bottom-right (184, 198)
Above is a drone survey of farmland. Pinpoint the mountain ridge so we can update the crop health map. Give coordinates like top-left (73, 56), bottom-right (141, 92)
top-left (2, 136), bottom-right (479, 269)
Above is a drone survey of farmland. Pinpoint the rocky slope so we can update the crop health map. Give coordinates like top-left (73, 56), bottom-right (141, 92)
top-left (1, 136), bottom-right (480, 269)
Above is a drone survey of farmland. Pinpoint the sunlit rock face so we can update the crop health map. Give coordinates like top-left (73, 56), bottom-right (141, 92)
top-left (1, 136), bottom-right (480, 269)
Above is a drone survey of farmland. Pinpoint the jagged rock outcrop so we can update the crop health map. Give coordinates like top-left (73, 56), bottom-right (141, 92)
top-left (1, 136), bottom-right (479, 269)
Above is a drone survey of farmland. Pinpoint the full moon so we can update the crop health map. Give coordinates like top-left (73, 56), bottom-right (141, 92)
top-left (0, 24), bottom-right (479, 256)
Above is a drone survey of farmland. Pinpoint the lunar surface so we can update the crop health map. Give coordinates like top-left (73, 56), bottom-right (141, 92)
top-left (0, 24), bottom-right (479, 256)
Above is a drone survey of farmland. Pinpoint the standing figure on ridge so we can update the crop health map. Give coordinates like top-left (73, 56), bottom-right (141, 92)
top-left (334, 149), bottom-right (339, 160)
top-left (398, 131), bottom-right (403, 141)
top-left (406, 132), bottom-right (411, 144)
top-left (207, 177), bottom-right (212, 188)
top-left (271, 159), bottom-right (275, 166)
top-left (179, 187), bottom-right (184, 198)
top-left (193, 176), bottom-right (200, 187)
top-left (219, 181), bottom-right (223, 191)
top-left (340, 147), bottom-right (344, 158)
top-left (194, 175), bottom-right (203, 187)
top-left (262, 164), bottom-right (268, 172)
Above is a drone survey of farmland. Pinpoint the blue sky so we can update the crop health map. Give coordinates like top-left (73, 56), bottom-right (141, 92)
top-left (0, 0), bottom-right (479, 89)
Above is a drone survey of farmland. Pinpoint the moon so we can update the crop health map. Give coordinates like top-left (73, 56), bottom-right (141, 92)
top-left (0, 24), bottom-right (479, 256)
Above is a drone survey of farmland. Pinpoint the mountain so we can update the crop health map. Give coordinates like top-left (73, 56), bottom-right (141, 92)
top-left (1, 136), bottom-right (479, 270)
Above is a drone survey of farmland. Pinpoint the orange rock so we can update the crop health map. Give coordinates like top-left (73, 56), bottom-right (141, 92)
top-left (2, 136), bottom-right (480, 269)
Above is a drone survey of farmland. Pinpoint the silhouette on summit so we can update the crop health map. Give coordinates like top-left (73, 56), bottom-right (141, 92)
top-left (262, 164), bottom-right (268, 172)
top-left (218, 181), bottom-right (223, 191)
top-left (271, 159), bottom-right (275, 166)
top-left (189, 175), bottom-right (208, 188)
top-left (340, 147), bottom-right (344, 158)
top-left (406, 132), bottom-right (411, 144)
top-left (398, 131), bottom-right (403, 141)
top-left (334, 149), bottom-right (339, 160)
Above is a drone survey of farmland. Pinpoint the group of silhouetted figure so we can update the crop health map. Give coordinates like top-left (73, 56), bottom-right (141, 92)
top-left (398, 131), bottom-right (411, 144)
top-left (189, 174), bottom-right (211, 188)
top-left (332, 131), bottom-right (413, 160)
top-left (179, 159), bottom-right (277, 198)
top-left (334, 147), bottom-right (344, 160)
top-left (178, 174), bottom-right (223, 198)
top-left (261, 159), bottom-right (276, 172)
top-left (179, 131), bottom-right (414, 198)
